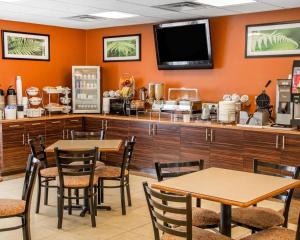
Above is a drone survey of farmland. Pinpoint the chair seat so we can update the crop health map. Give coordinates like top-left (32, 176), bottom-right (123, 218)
top-left (0, 199), bottom-right (25, 217)
top-left (241, 226), bottom-right (296, 240)
top-left (161, 226), bottom-right (230, 240)
top-left (63, 176), bottom-right (98, 188)
top-left (166, 207), bottom-right (220, 228)
top-left (231, 207), bottom-right (285, 230)
top-left (40, 167), bottom-right (58, 178)
top-left (95, 166), bottom-right (128, 178)
top-left (95, 161), bottom-right (106, 169)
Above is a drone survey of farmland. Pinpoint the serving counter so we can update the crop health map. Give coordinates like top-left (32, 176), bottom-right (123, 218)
top-left (1, 114), bottom-right (300, 181)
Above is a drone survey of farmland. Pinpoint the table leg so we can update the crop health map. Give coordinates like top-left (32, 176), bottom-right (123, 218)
top-left (220, 203), bottom-right (232, 237)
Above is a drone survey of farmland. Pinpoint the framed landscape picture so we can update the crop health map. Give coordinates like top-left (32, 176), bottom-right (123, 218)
top-left (103, 34), bottom-right (141, 62)
top-left (2, 30), bottom-right (50, 61)
top-left (246, 21), bottom-right (300, 58)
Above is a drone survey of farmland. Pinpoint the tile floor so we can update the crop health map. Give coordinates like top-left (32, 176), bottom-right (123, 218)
top-left (0, 174), bottom-right (298, 240)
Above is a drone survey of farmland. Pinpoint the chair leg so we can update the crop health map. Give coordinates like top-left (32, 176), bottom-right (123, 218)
top-left (97, 178), bottom-right (101, 204)
top-left (22, 213), bottom-right (31, 240)
top-left (36, 176), bottom-right (42, 214)
top-left (126, 181), bottom-right (132, 207)
top-left (57, 189), bottom-right (64, 229)
top-left (89, 188), bottom-right (96, 228)
top-left (75, 189), bottom-right (80, 205)
top-left (120, 185), bottom-right (126, 215)
top-left (100, 179), bottom-right (104, 203)
top-left (44, 179), bottom-right (49, 205)
top-left (94, 186), bottom-right (98, 216)
top-left (196, 198), bottom-right (201, 208)
top-left (68, 189), bottom-right (72, 215)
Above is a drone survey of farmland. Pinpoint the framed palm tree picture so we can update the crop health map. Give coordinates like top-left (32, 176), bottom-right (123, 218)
top-left (246, 21), bottom-right (300, 58)
top-left (103, 34), bottom-right (141, 62)
top-left (2, 30), bottom-right (50, 61)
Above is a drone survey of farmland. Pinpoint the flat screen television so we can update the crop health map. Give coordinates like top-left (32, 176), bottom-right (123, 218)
top-left (153, 19), bottom-right (213, 70)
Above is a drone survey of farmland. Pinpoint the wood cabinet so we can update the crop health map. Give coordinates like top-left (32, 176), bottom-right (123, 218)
top-left (45, 120), bottom-right (64, 145)
top-left (128, 121), bottom-right (154, 173)
top-left (84, 117), bottom-right (103, 132)
top-left (64, 118), bottom-right (83, 139)
top-left (243, 131), bottom-right (281, 172)
top-left (104, 119), bottom-right (129, 165)
top-left (180, 126), bottom-right (210, 168)
top-left (1, 122), bottom-right (26, 174)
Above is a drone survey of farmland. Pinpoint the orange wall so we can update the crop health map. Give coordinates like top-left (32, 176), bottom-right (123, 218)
top-left (86, 8), bottom-right (300, 106)
top-left (0, 20), bottom-right (86, 92)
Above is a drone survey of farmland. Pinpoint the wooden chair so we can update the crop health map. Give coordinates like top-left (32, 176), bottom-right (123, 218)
top-left (0, 154), bottom-right (40, 240)
top-left (143, 182), bottom-right (230, 240)
top-left (241, 211), bottom-right (300, 240)
top-left (232, 159), bottom-right (300, 232)
top-left (71, 130), bottom-right (106, 204)
top-left (55, 147), bottom-right (98, 229)
top-left (29, 136), bottom-right (58, 214)
top-left (95, 136), bottom-right (136, 215)
top-left (155, 161), bottom-right (220, 229)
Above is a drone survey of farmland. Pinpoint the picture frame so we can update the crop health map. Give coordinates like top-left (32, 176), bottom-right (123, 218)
top-left (245, 21), bottom-right (300, 58)
top-left (103, 34), bottom-right (141, 62)
top-left (2, 30), bottom-right (50, 61)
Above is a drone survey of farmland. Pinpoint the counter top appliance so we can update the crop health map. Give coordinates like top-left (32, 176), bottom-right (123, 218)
top-left (275, 79), bottom-right (292, 126)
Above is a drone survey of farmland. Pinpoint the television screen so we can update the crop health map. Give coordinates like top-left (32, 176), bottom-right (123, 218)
top-left (154, 19), bottom-right (213, 70)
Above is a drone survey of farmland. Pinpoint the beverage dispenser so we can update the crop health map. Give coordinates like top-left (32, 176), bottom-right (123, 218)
top-left (291, 60), bottom-right (300, 126)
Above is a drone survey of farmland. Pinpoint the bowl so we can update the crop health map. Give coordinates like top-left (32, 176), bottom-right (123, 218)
top-left (26, 87), bottom-right (39, 96)
top-left (60, 97), bottom-right (71, 105)
top-left (29, 97), bottom-right (42, 106)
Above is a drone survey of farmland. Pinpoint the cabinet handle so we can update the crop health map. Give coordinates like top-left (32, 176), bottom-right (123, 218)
top-left (27, 133), bottom-right (30, 144)
top-left (282, 136), bottom-right (285, 150)
top-left (210, 129), bottom-right (213, 143)
top-left (63, 129), bottom-right (65, 140)
top-left (70, 119), bottom-right (79, 122)
top-left (152, 124), bottom-right (156, 136)
top-left (275, 135), bottom-right (279, 149)
top-left (9, 125), bottom-right (20, 127)
top-left (101, 120), bottom-right (104, 129)
top-left (31, 123), bottom-right (42, 126)
top-left (23, 133), bottom-right (25, 145)
top-left (51, 121), bottom-right (61, 124)
top-left (205, 128), bottom-right (208, 142)
top-left (105, 120), bottom-right (108, 130)
top-left (148, 124), bottom-right (152, 136)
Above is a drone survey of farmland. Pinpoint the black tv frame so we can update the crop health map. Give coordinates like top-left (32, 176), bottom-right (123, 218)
top-left (153, 19), bottom-right (213, 70)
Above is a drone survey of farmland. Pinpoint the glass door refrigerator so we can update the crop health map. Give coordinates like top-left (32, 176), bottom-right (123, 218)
top-left (72, 66), bottom-right (101, 113)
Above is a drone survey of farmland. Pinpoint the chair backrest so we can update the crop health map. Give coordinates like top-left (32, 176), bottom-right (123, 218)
top-left (143, 182), bottom-right (193, 240)
top-left (54, 147), bottom-right (98, 188)
top-left (155, 160), bottom-right (204, 182)
top-left (120, 136), bottom-right (136, 178)
top-left (253, 159), bottom-right (300, 227)
top-left (22, 154), bottom-right (40, 213)
top-left (71, 130), bottom-right (105, 140)
top-left (28, 136), bottom-right (48, 168)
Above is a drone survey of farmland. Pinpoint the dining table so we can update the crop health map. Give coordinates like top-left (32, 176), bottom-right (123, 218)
top-left (45, 139), bottom-right (122, 216)
top-left (151, 167), bottom-right (300, 237)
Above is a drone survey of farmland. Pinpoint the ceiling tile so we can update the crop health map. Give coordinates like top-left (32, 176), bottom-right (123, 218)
top-left (257, 0), bottom-right (300, 8)
top-left (223, 2), bottom-right (281, 13)
top-left (185, 7), bottom-right (238, 17)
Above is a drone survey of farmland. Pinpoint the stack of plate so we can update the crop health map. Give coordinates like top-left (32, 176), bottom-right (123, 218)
top-left (218, 101), bottom-right (236, 123)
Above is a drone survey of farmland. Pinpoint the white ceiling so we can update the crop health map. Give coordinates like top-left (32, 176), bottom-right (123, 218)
top-left (0, 0), bottom-right (299, 29)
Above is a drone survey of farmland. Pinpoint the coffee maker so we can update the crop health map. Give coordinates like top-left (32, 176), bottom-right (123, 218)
top-left (291, 60), bottom-right (300, 127)
top-left (275, 79), bottom-right (293, 126)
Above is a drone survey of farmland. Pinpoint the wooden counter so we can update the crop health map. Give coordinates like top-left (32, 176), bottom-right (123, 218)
top-left (1, 114), bottom-right (300, 181)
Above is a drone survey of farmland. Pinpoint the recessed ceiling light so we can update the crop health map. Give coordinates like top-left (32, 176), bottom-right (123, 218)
top-left (89, 11), bottom-right (139, 19)
top-left (194, 0), bottom-right (256, 7)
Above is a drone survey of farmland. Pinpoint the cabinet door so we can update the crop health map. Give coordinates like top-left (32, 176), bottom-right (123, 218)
top-left (128, 121), bottom-right (154, 173)
top-left (25, 121), bottom-right (46, 143)
top-left (243, 131), bottom-right (281, 172)
top-left (180, 126), bottom-right (210, 168)
top-left (153, 123), bottom-right (180, 164)
top-left (45, 120), bottom-right (64, 146)
top-left (2, 123), bottom-right (26, 174)
top-left (84, 117), bottom-right (103, 132)
top-left (64, 118), bottom-right (83, 139)
top-left (209, 128), bottom-right (244, 171)
top-left (104, 119), bottom-right (129, 165)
